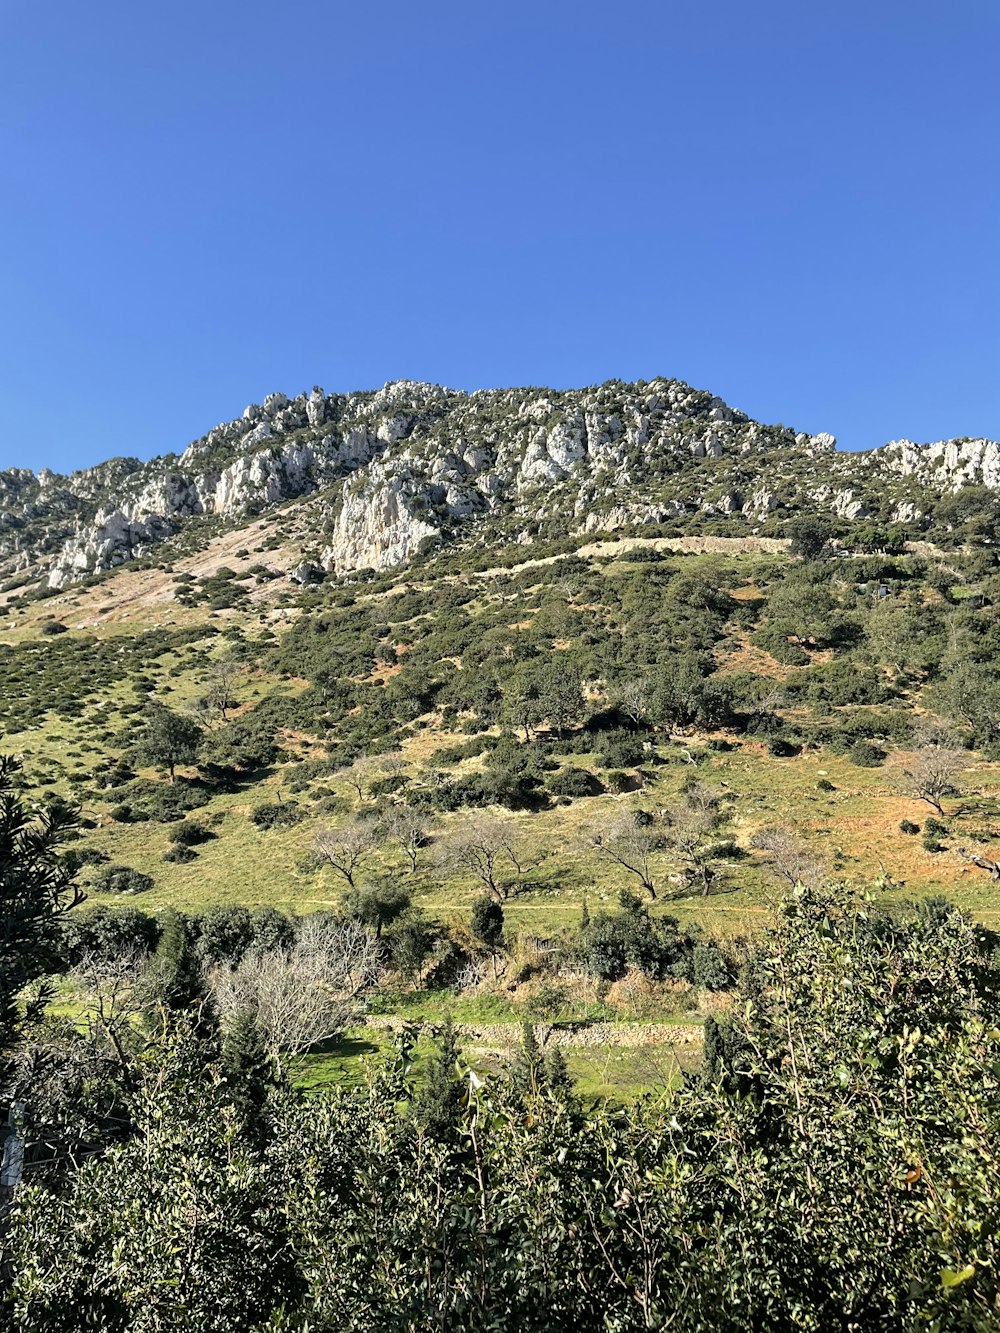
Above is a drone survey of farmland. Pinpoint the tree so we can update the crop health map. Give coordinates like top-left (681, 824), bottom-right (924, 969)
top-left (385, 912), bottom-right (435, 983)
top-left (379, 806), bottom-right (431, 873)
top-left (344, 880), bottom-right (411, 937)
top-left (342, 753), bottom-right (404, 802)
top-left (72, 946), bottom-right (156, 1076)
top-left (0, 756), bottom-right (84, 1059)
top-left (315, 819), bottom-right (380, 888)
top-left (786, 516), bottom-right (831, 560)
top-left (591, 810), bottom-right (661, 898)
top-left (902, 740), bottom-right (966, 815)
top-left (193, 904), bottom-right (255, 965)
top-left (210, 915), bottom-right (384, 1069)
top-left (609, 675), bottom-right (650, 729)
top-left (536, 658), bottom-right (585, 736)
top-left (442, 818), bottom-right (533, 901)
top-left (502, 667), bottom-right (544, 742)
top-left (935, 661), bottom-right (1000, 749)
top-left (220, 1011), bottom-right (273, 1130)
top-left (750, 825), bottom-right (823, 888)
top-left (149, 907), bottom-right (201, 1008)
top-left (200, 653), bottom-right (243, 723)
top-left (470, 894), bottom-right (504, 950)
top-left (510, 1020), bottom-right (545, 1099)
top-left (131, 704), bottom-right (203, 783)
top-left (663, 785), bottom-right (724, 895)
top-left (412, 1017), bottom-right (465, 1140)
top-left (645, 656), bottom-right (734, 731)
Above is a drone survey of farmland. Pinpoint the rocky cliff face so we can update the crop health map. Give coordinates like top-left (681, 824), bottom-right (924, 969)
top-left (1, 377), bottom-right (996, 591)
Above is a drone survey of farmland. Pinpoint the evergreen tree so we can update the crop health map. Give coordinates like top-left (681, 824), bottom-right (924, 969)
top-left (470, 893), bottom-right (504, 950)
top-left (221, 1011), bottom-right (273, 1133)
top-left (511, 1020), bottom-right (544, 1099)
top-left (131, 704), bottom-right (203, 783)
top-left (152, 908), bottom-right (201, 1008)
top-left (413, 1016), bottom-right (464, 1140)
top-left (543, 1045), bottom-right (573, 1098)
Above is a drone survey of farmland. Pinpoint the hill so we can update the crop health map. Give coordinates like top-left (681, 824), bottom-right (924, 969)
top-left (4, 376), bottom-right (1000, 598)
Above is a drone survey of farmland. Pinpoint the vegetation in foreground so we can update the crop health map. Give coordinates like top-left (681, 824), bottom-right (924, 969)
top-left (3, 760), bottom-right (1000, 1330)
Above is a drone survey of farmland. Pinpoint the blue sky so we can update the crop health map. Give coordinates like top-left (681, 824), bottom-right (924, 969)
top-left (2, 0), bottom-right (997, 473)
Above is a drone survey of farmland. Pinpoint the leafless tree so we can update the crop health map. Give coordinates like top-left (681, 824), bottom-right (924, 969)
top-left (209, 916), bottom-right (385, 1070)
top-left (663, 785), bottom-right (725, 896)
top-left (202, 653), bottom-right (243, 723)
top-left (611, 677), bottom-right (650, 730)
top-left (591, 811), bottom-right (661, 898)
top-left (72, 948), bottom-right (158, 1075)
top-left (902, 741), bottom-right (966, 815)
top-left (315, 819), bottom-right (381, 888)
top-left (379, 806), bottom-right (432, 873)
top-left (441, 818), bottom-right (534, 901)
top-left (749, 825), bottom-right (823, 888)
top-left (342, 753), bottom-right (405, 801)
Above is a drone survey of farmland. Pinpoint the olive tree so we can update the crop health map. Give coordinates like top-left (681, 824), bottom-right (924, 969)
top-left (131, 704), bottom-right (203, 783)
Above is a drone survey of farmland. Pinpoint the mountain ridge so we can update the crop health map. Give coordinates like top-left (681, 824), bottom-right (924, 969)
top-left (3, 376), bottom-right (997, 592)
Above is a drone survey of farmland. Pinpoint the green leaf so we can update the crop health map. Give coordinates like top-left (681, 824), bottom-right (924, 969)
top-left (940, 1264), bottom-right (975, 1289)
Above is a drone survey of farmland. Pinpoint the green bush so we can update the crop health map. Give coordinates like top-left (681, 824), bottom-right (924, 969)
top-left (848, 739), bottom-right (885, 768)
top-left (90, 864), bottom-right (155, 896)
top-left (546, 767), bottom-right (602, 798)
top-left (250, 802), bottom-right (304, 829)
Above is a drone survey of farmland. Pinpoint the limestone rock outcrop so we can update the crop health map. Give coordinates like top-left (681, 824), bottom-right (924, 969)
top-left (0, 376), bottom-right (993, 592)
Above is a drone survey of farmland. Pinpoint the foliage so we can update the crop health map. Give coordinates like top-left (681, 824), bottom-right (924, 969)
top-left (0, 755), bottom-right (83, 1057)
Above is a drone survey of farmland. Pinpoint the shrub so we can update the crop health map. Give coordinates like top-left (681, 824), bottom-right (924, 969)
top-left (163, 845), bottom-right (198, 864)
top-left (167, 820), bottom-right (213, 846)
top-left (595, 731), bottom-right (646, 770)
top-left (899, 820), bottom-right (920, 835)
top-left (251, 802), bottom-right (304, 829)
top-left (848, 740), bottom-right (885, 768)
top-left (546, 767), bottom-right (602, 798)
top-left (691, 942), bottom-right (730, 990)
top-left (90, 864), bottom-right (155, 896)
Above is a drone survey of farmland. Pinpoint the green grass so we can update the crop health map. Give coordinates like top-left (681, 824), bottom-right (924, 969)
top-left (291, 1024), bottom-right (693, 1103)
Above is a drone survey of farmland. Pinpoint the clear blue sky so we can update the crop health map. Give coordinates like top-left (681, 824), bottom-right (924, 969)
top-left (2, 0), bottom-right (997, 474)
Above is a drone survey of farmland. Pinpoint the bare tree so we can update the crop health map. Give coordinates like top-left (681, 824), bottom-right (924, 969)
top-left (315, 819), bottom-right (381, 888)
top-left (749, 825), bottom-right (823, 888)
top-left (201, 654), bottom-right (243, 723)
top-left (341, 753), bottom-right (405, 801)
top-left (663, 785), bottom-right (724, 896)
top-left (611, 676), bottom-right (650, 730)
top-left (902, 742), bottom-right (966, 815)
top-left (379, 806), bottom-right (431, 873)
top-left (209, 916), bottom-right (385, 1070)
top-left (442, 818), bottom-right (533, 901)
top-left (591, 811), bottom-right (661, 898)
top-left (72, 948), bottom-right (158, 1076)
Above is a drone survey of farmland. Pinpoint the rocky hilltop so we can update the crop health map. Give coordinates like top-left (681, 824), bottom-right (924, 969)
top-left (1, 378), bottom-right (997, 590)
